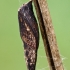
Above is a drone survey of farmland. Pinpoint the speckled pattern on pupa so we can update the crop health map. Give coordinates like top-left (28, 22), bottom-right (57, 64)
top-left (18, 1), bottom-right (39, 70)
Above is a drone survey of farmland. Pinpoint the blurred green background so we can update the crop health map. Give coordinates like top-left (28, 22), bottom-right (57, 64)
top-left (0, 0), bottom-right (70, 70)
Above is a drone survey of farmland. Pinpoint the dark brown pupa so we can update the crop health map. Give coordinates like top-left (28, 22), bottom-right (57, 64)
top-left (18, 1), bottom-right (39, 70)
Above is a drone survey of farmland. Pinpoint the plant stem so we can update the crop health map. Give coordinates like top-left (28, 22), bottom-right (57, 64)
top-left (33, 0), bottom-right (64, 70)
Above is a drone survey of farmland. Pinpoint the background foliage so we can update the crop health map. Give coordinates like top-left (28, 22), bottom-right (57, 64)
top-left (0, 0), bottom-right (70, 70)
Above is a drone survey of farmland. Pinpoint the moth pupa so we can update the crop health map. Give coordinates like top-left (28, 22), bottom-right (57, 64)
top-left (18, 1), bottom-right (39, 70)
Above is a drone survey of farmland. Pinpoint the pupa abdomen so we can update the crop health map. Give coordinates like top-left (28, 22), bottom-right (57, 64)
top-left (18, 1), bottom-right (39, 70)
